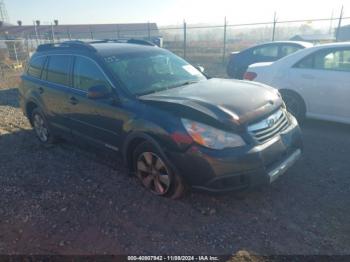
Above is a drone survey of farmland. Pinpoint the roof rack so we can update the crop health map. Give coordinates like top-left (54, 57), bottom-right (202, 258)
top-left (89, 38), bottom-right (157, 47)
top-left (36, 38), bottom-right (157, 53)
top-left (36, 40), bottom-right (97, 52)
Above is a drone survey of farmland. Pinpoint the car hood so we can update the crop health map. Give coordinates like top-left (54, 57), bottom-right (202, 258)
top-left (139, 78), bottom-right (283, 128)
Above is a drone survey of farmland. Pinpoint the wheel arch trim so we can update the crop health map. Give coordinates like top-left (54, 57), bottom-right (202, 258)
top-left (122, 132), bottom-right (167, 167)
top-left (122, 132), bottom-right (185, 181)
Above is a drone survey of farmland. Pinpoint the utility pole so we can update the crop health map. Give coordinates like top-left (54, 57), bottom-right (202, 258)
top-left (329, 10), bottom-right (334, 34)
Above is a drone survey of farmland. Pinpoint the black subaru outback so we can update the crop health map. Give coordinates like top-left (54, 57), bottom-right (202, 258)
top-left (19, 40), bottom-right (303, 198)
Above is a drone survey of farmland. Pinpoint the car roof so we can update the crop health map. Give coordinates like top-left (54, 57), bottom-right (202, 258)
top-left (284, 41), bottom-right (350, 57)
top-left (259, 41), bottom-right (313, 47)
top-left (234, 41), bottom-right (313, 54)
top-left (310, 41), bottom-right (350, 49)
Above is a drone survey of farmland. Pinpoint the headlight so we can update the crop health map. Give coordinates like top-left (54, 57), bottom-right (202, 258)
top-left (181, 119), bottom-right (245, 150)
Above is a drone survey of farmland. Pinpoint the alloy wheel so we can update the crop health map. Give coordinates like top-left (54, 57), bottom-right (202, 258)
top-left (136, 152), bottom-right (171, 195)
top-left (33, 113), bottom-right (49, 142)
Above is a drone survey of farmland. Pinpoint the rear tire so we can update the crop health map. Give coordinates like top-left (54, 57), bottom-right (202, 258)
top-left (132, 141), bottom-right (186, 199)
top-left (31, 108), bottom-right (58, 145)
top-left (280, 90), bottom-right (306, 122)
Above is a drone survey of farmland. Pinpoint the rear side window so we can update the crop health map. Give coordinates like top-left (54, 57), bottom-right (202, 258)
top-left (73, 56), bottom-right (109, 91)
top-left (27, 56), bottom-right (46, 78)
top-left (46, 55), bottom-right (72, 86)
top-left (280, 45), bottom-right (302, 57)
top-left (253, 45), bottom-right (279, 58)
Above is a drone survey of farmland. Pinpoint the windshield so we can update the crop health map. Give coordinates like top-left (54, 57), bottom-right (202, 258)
top-left (104, 51), bottom-right (206, 96)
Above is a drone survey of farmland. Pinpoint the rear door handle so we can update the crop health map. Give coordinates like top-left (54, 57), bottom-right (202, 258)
top-left (69, 96), bottom-right (79, 105)
top-left (38, 87), bottom-right (44, 94)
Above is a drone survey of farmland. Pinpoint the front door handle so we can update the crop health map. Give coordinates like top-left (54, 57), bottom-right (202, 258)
top-left (301, 74), bottom-right (315, 80)
top-left (69, 96), bottom-right (79, 105)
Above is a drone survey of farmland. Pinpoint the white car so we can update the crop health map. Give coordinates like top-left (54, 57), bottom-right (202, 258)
top-left (244, 42), bottom-right (350, 124)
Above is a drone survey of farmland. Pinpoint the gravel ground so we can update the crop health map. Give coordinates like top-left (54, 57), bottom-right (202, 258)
top-left (0, 86), bottom-right (350, 255)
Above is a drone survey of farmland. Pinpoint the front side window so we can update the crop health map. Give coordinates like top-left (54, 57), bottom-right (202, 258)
top-left (47, 55), bottom-right (72, 86)
top-left (104, 51), bottom-right (206, 96)
top-left (27, 56), bottom-right (46, 79)
top-left (296, 55), bottom-right (314, 69)
top-left (295, 48), bottom-right (350, 72)
top-left (253, 45), bottom-right (279, 58)
top-left (73, 57), bottom-right (109, 91)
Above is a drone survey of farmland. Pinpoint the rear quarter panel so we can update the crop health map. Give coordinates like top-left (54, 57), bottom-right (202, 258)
top-left (20, 75), bottom-right (47, 117)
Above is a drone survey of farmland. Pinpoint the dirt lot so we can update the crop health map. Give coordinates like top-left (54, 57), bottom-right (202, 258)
top-left (0, 84), bottom-right (350, 255)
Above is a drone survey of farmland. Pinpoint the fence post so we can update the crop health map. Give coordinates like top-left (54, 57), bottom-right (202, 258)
top-left (13, 42), bottom-right (19, 66)
top-left (116, 24), bottom-right (120, 39)
top-left (67, 27), bottom-right (72, 40)
top-left (25, 36), bottom-right (30, 60)
top-left (336, 5), bottom-right (344, 42)
top-left (147, 22), bottom-right (151, 40)
top-left (223, 16), bottom-right (227, 64)
top-left (34, 21), bottom-right (39, 45)
top-left (272, 12), bottom-right (277, 41)
top-left (90, 25), bottom-right (94, 40)
top-left (51, 23), bottom-right (55, 43)
top-left (183, 20), bottom-right (187, 59)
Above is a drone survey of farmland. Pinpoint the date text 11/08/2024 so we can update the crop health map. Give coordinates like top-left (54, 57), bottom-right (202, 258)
top-left (127, 256), bottom-right (220, 261)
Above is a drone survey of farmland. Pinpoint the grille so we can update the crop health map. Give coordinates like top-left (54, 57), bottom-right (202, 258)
top-left (248, 109), bottom-right (290, 144)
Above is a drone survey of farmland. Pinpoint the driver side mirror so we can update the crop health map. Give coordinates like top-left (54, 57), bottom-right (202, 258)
top-left (87, 85), bottom-right (110, 99)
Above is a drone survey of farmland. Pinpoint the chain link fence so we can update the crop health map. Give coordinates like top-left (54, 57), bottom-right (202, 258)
top-left (0, 15), bottom-right (349, 83)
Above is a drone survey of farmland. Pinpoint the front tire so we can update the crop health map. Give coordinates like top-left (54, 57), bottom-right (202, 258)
top-left (31, 108), bottom-right (57, 145)
top-left (132, 141), bottom-right (186, 199)
top-left (280, 90), bottom-right (306, 122)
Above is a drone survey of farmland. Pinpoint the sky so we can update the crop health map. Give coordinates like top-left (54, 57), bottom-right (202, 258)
top-left (4, 0), bottom-right (348, 26)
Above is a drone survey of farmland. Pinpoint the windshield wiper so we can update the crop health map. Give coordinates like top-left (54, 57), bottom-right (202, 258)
top-left (137, 88), bottom-right (166, 96)
top-left (166, 80), bottom-right (200, 90)
top-left (137, 80), bottom-right (200, 97)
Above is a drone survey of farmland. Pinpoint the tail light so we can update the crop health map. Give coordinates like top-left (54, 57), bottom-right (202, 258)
top-left (243, 72), bottom-right (257, 81)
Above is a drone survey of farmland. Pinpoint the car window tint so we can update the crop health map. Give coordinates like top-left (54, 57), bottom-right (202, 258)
top-left (321, 49), bottom-right (350, 71)
top-left (27, 56), bottom-right (46, 78)
top-left (47, 55), bottom-right (72, 86)
top-left (253, 45), bottom-right (279, 58)
top-left (280, 45), bottom-right (302, 57)
top-left (73, 57), bottom-right (109, 91)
